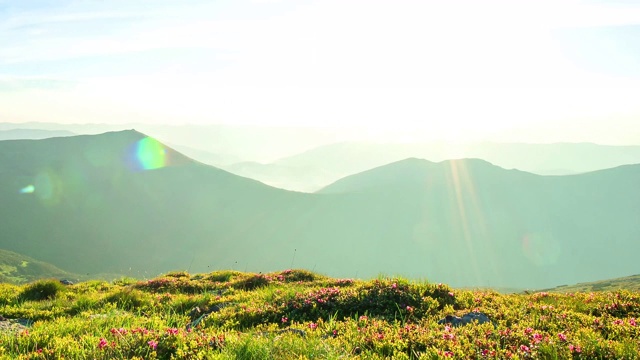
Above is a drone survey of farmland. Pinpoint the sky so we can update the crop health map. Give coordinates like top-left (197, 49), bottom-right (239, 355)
top-left (1, 0), bottom-right (640, 144)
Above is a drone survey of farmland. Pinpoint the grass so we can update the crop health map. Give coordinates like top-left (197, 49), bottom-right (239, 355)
top-left (0, 269), bottom-right (638, 359)
top-left (542, 274), bottom-right (640, 293)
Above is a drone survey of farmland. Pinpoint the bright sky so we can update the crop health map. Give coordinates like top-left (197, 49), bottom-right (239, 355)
top-left (2, 0), bottom-right (640, 144)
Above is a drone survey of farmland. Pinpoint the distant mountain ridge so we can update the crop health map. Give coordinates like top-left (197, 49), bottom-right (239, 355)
top-left (4, 123), bottom-right (640, 193)
top-left (1, 131), bottom-right (639, 289)
top-left (0, 128), bottom-right (75, 140)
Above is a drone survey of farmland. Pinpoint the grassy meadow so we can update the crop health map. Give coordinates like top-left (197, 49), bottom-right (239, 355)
top-left (0, 270), bottom-right (638, 359)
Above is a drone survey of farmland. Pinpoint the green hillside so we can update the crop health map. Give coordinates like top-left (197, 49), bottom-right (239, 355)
top-left (1, 131), bottom-right (639, 289)
top-left (544, 274), bottom-right (640, 293)
top-left (0, 249), bottom-right (78, 284)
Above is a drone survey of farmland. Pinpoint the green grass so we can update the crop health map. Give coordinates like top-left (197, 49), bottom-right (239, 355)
top-left (0, 269), bottom-right (639, 359)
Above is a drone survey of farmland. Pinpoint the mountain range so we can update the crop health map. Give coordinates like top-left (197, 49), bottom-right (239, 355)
top-left (225, 141), bottom-right (640, 192)
top-left (1, 130), bottom-right (639, 289)
top-left (5, 122), bottom-right (640, 193)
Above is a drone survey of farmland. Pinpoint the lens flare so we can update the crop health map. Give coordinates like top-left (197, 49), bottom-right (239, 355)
top-left (135, 137), bottom-right (167, 170)
top-left (20, 185), bottom-right (35, 194)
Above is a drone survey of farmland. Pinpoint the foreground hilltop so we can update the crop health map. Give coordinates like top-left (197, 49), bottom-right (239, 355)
top-left (1, 131), bottom-right (640, 289)
top-left (0, 270), bottom-right (638, 359)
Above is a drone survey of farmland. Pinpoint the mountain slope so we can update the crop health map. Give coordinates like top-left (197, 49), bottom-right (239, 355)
top-left (543, 274), bottom-right (640, 292)
top-left (314, 158), bottom-right (640, 288)
top-left (2, 133), bottom-right (639, 289)
top-left (0, 248), bottom-right (79, 284)
top-left (0, 130), bottom-right (307, 277)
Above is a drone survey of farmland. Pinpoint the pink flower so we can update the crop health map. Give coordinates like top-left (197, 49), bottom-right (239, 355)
top-left (110, 328), bottom-right (127, 336)
top-left (166, 328), bottom-right (179, 335)
top-left (558, 333), bottom-right (567, 342)
top-left (147, 340), bottom-right (158, 350)
top-left (569, 344), bottom-right (582, 353)
top-left (406, 306), bottom-right (414, 312)
top-left (524, 327), bottom-right (533, 335)
top-left (359, 315), bottom-right (368, 322)
top-left (613, 319), bottom-right (624, 325)
top-left (442, 333), bottom-right (455, 340)
top-left (629, 318), bottom-right (637, 326)
top-left (520, 345), bottom-right (530, 353)
top-left (98, 338), bottom-right (108, 350)
top-left (308, 322), bottom-right (318, 330)
top-left (448, 292), bottom-right (455, 297)
top-left (443, 351), bottom-right (454, 357)
top-left (532, 333), bottom-right (543, 344)
top-left (281, 316), bottom-right (288, 323)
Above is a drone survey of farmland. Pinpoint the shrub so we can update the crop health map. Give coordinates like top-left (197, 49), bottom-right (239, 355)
top-left (206, 270), bottom-right (242, 283)
top-left (19, 279), bottom-right (66, 301)
top-left (103, 289), bottom-right (153, 311)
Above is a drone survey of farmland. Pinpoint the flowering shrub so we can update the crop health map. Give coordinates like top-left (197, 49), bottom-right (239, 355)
top-left (1, 270), bottom-right (639, 359)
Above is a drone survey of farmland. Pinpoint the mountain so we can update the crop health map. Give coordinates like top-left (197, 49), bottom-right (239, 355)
top-left (0, 128), bottom-right (75, 140)
top-left (0, 248), bottom-right (78, 284)
top-left (316, 158), bottom-right (640, 288)
top-left (0, 122), bottom-right (339, 163)
top-left (1, 132), bottom-right (639, 289)
top-left (233, 141), bottom-right (640, 192)
top-left (0, 130), bottom-right (306, 278)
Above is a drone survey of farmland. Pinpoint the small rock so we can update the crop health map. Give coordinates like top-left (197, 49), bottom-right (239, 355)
top-left (60, 279), bottom-right (74, 286)
top-left (438, 312), bottom-right (492, 327)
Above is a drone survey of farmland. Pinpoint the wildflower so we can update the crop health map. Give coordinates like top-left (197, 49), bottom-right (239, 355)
top-left (520, 345), bottom-right (530, 353)
top-left (308, 322), bottom-right (318, 330)
top-left (376, 333), bottom-right (384, 340)
top-left (166, 328), bottom-right (179, 335)
top-left (442, 332), bottom-right (455, 340)
top-left (359, 315), bottom-right (368, 322)
top-left (532, 333), bottom-right (543, 344)
top-left (448, 292), bottom-right (455, 297)
top-left (148, 340), bottom-right (158, 350)
top-left (110, 328), bottom-right (127, 336)
top-left (98, 338), bottom-right (108, 350)
top-left (524, 327), bottom-right (533, 335)
top-left (629, 318), bottom-right (637, 326)
top-left (443, 351), bottom-right (454, 357)
top-left (406, 305), bottom-right (414, 312)
top-left (569, 344), bottom-right (582, 353)
top-left (391, 283), bottom-right (397, 289)
top-left (613, 319), bottom-right (624, 325)
top-left (281, 316), bottom-right (288, 323)
top-left (558, 333), bottom-right (567, 342)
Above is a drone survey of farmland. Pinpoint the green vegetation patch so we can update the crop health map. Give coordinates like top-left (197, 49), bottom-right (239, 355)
top-left (0, 270), bottom-right (639, 359)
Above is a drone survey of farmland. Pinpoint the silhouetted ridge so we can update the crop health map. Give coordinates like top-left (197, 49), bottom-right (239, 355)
top-left (317, 157), bottom-right (534, 194)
